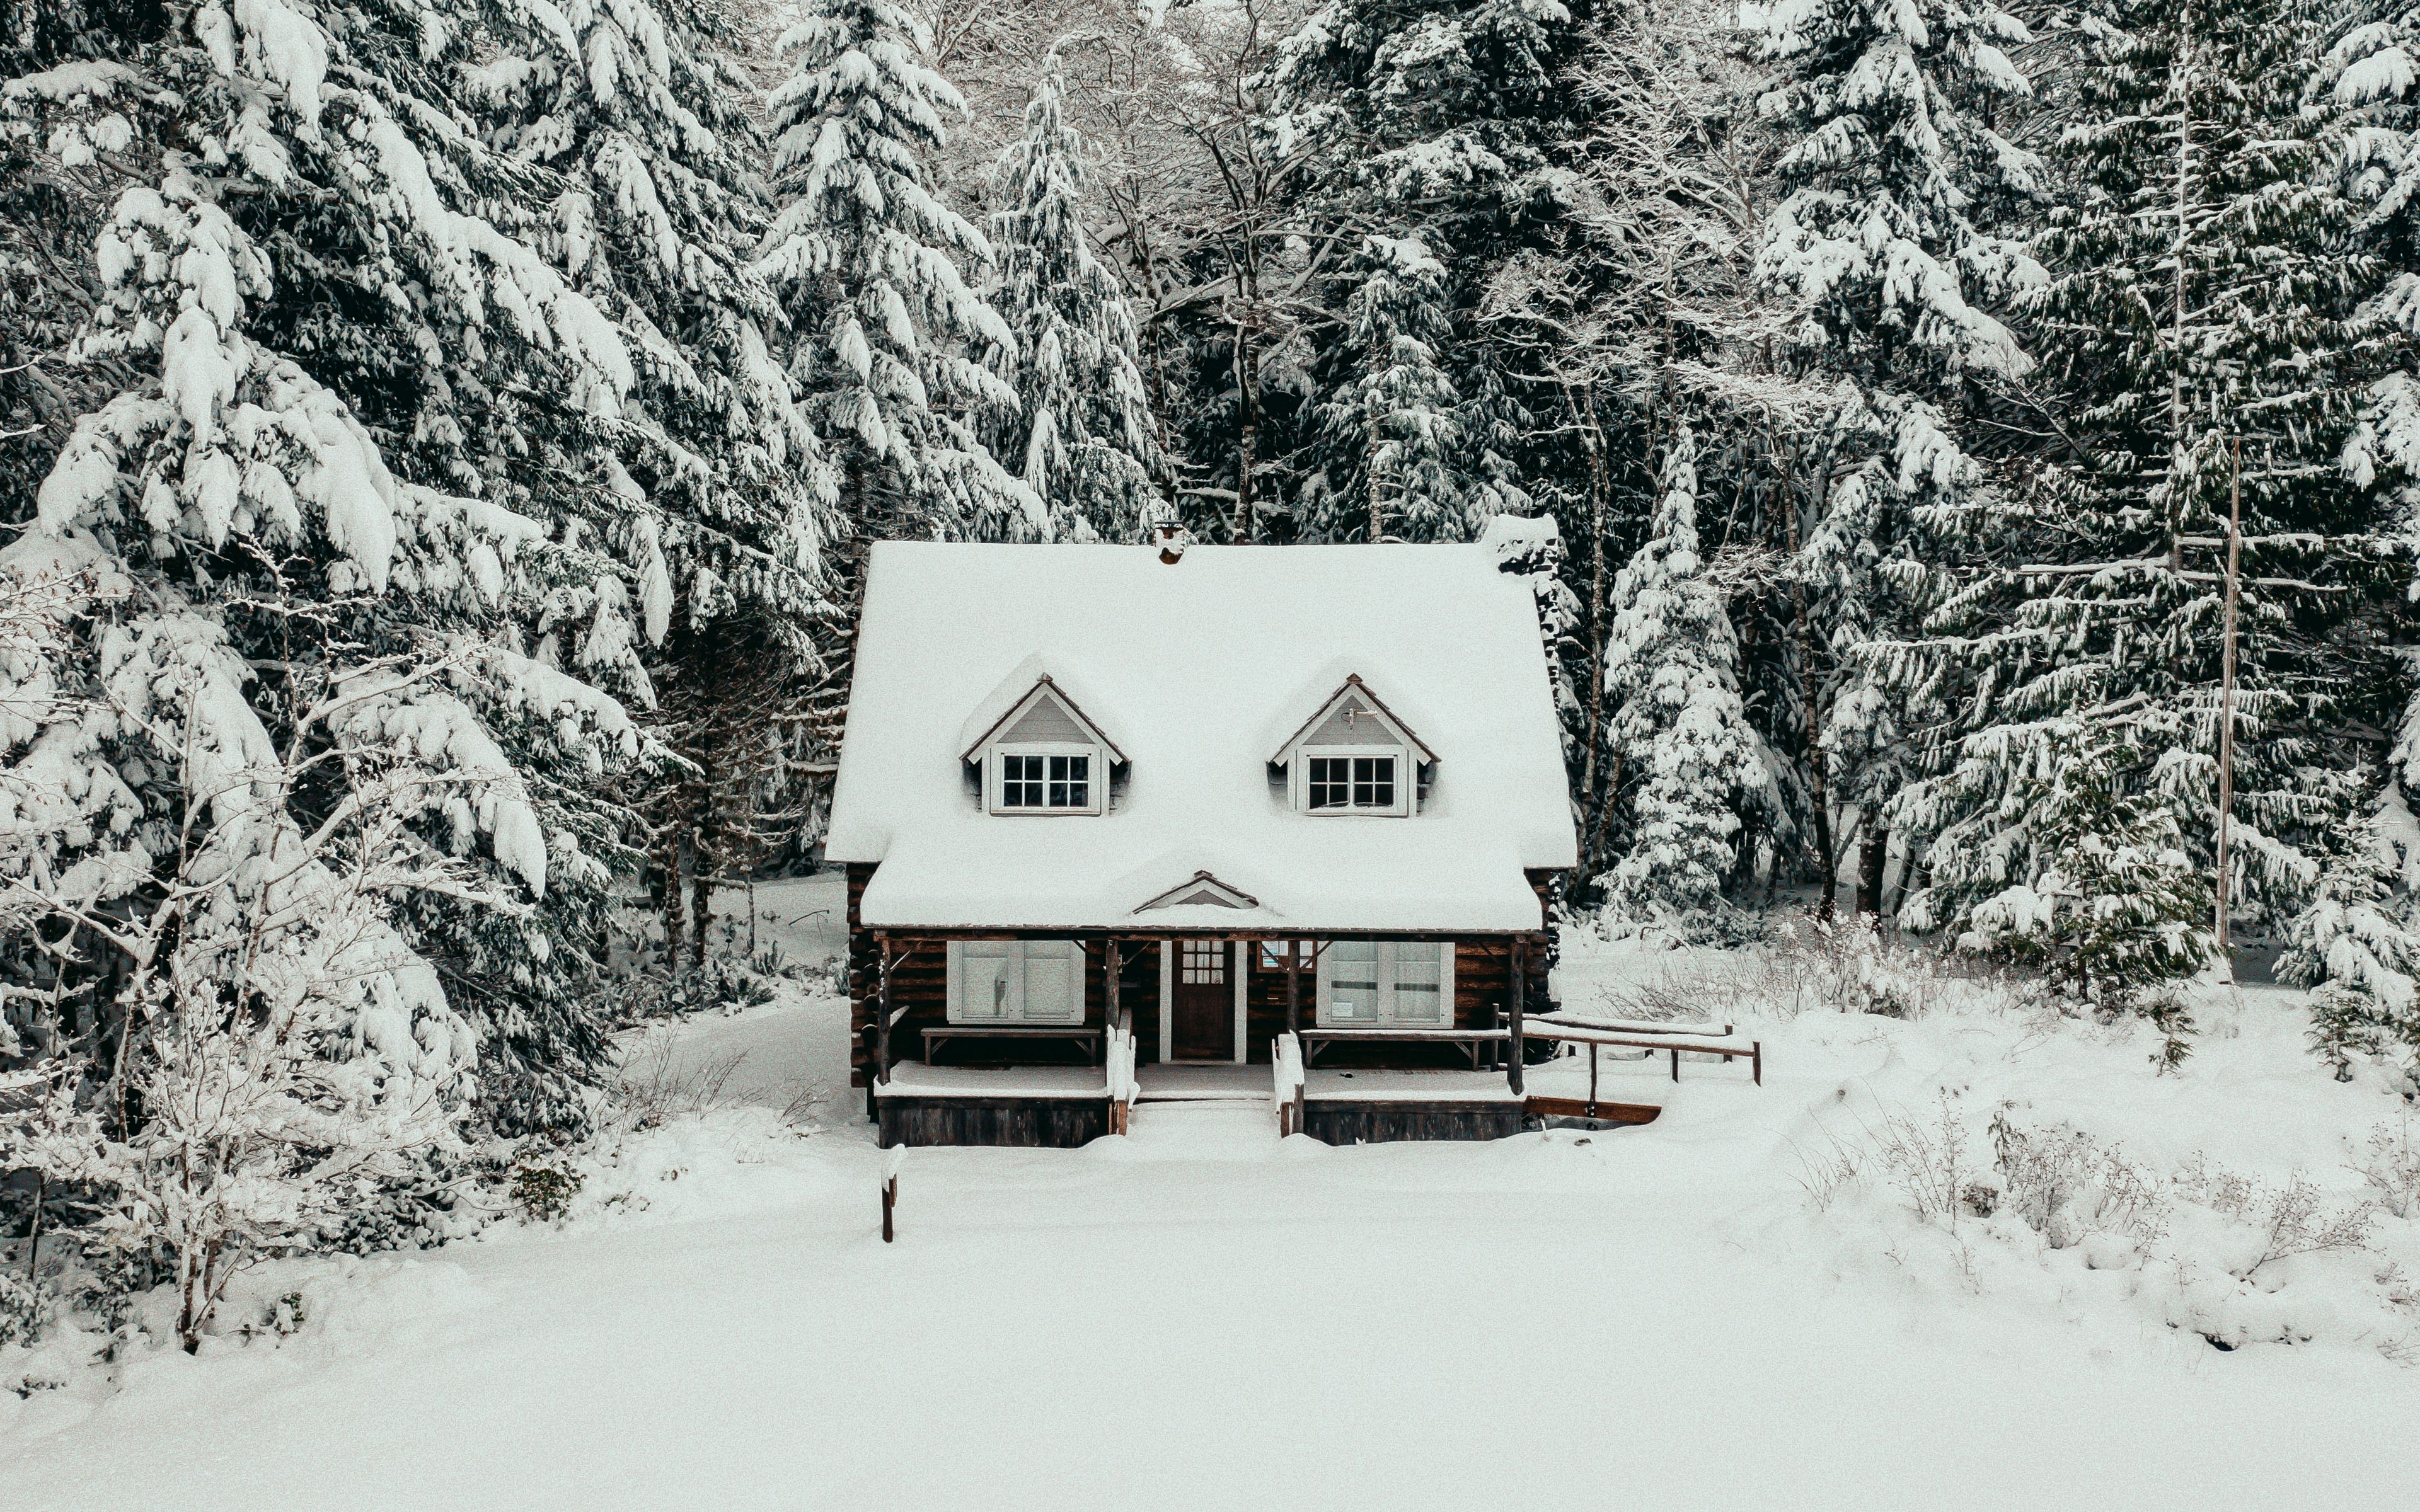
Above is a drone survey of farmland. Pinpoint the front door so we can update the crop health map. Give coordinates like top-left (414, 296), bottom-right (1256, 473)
top-left (1172, 939), bottom-right (1233, 1060)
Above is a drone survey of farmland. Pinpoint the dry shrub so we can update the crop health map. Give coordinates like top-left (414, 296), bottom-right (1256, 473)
top-left (1987, 1113), bottom-right (2167, 1251)
top-left (606, 1030), bottom-right (748, 1132)
top-left (2174, 1160), bottom-right (2375, 1279)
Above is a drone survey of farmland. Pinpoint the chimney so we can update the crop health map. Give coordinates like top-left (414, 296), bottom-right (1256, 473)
top-left (1142, 498), bottom-right (1185, 564)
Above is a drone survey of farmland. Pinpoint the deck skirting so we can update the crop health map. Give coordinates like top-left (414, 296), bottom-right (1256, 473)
top-left (1298, 1098), bottom-right (1526, 1145)
top-left (877, 1094), bottom-right (1110, 1148)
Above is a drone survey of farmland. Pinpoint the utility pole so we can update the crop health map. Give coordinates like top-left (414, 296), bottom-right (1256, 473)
top-left (2213, 437), bottom-right (2242, 966)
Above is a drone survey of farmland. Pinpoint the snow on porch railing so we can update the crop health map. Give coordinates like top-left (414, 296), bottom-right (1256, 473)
top-left (1272, 1032), bottom-right (1306, 1137)
top-left (1107, 1011), bottom-right (1136, 1135)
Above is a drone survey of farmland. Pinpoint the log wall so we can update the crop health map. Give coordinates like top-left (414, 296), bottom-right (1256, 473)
top-left (846, 859), bottom-right (1562, 1085)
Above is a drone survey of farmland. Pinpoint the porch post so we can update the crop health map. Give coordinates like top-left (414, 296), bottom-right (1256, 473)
top-left (1285, 941), bottom-right (1302, 1040)
top-left (1507, 937), bottom-right (1526, 1097)
top-left (875, 933), bottom-right (894, 1087)
top-left (1104, 937), bottom-right (1121, 1066)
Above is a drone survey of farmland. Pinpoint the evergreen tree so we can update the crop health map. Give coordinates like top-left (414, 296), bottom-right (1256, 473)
top-left (1259, 0), bottom-right (1575, 539)
top-left (2282, 782), bottom-right (2420, 1079)
top-left (1596, 428), bottom-right (1774, 936)
top-left (466, 0), bottom-right (841, 961)
top-left (1885, 0), bottom-right (2380, 965)
top-left (1954, 729), bottom-right (2217, 1016)
top-left (989, 51), bottom-right (1163, 542)
top-left (758, 0), bottom-right (1035, 546)
top-left (0, 1), bottom-right (648, 1143)
top-left (1305, 234), bottom-right (1499, 542)
top-left (1746, 0), bottom-right (2043, 907)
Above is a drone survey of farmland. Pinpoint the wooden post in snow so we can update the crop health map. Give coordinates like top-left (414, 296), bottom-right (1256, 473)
top-left (1105, 937), bottom-right (1121, 1067)
top-left (1508, 939), bottom-right (1527, 1097)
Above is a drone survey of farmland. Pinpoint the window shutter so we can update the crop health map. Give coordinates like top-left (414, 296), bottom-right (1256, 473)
top-left (1386, 941), bottom-right (1448, 1025)
top-left (1023, 941), bottom-right (1081, 1023)
top-left (954, 941), bottom-right (1020, 1022)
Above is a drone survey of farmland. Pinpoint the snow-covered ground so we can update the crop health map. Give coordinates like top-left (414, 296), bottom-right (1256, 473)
top-left (5, 876), bottom-right (2418, 1509)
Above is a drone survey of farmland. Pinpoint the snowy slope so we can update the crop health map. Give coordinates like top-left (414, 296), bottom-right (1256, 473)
top-left (3, 900), bottom-right (2416, 1510)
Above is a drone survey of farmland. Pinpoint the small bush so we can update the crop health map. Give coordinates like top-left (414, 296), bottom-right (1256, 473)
top-left (1988, 1113), bottom-right (2167, 1251)
top-left (511, 1164), bottom-right (585, 1223)
top-left (2353, 1117), bottom-right (2420, 1220)
top-left (608, 1031), bottom-right (748, 1131)
top-left (0, 1270), bottom-right (49, 1346)
top-left (2172, 1162), bottom-right (2375, 1279)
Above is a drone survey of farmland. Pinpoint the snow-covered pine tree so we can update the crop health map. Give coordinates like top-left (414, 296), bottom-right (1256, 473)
top-left (2, 0), bottom-right (650, 1137)
top-left (462, 0), bottom-right (841, 961)
top-left (1884, 0), bottom-right (2378, 980)
top-left (1745, 0), bottom-right (2043, 910)
top-left (1956, 728), bottom-right (2216, 1021)
top-left (989, 50), bottom-right (1162, 542)
top-left (2280, 784), bottom-right (2420, 1079)
top-left (1303, 234), bottom-right (1498, 542)
top-left (1596, 428), bottom-right (1774, 937)
top-left (758, 0), bottom-right (1035, 765)
top-left (759, 0), bottom-right (1035, 546)
top-left (1259, 0), bottom-right (1570, 541)
top-left (1482, 507), bottom-right (1584, 751)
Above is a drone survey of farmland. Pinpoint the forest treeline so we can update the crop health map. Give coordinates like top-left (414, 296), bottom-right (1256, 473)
top-left (3, 0), bottom-right (2419, 1342)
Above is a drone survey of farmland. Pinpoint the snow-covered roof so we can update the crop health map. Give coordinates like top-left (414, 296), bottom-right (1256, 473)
top-left (826, 542), bottom-right (1577, 933)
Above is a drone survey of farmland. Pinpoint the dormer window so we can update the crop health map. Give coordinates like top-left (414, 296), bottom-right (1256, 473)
top-left (994, 748), bottom-right (1095, 812)
top-left (1269, 673), bottom-right (1434, 818)
top-left (1308, 754), bottom-right (1395, 811)
top-left (960, 668), bottom-right (1123, 818)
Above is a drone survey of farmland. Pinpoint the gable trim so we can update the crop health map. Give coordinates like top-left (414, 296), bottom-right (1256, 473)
top-left (1134, 870), bottom-right (1262, 913)
top-left (1265, 674), bottom-right (1438, 765)
top-left (958, 675), bottom-right (1128, 765)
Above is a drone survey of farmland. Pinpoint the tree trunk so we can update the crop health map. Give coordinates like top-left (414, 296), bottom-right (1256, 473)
top-left (1857, 825), bottom-right (1887, 916)
top-left (1233, 319), bottom-right (1256, 542)
top-left (1571, 382), bottom-right (1611, 888)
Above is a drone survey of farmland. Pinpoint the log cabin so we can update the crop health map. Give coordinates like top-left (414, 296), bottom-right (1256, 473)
top-left (825, 534), bottom-right (1579, 1146)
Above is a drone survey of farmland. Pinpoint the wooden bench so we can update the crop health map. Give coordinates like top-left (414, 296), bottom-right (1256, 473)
top-left (921, 1025), bottom-right (1105, 1065)
top-left (1298, 1025), bottom-right (1512, 1070)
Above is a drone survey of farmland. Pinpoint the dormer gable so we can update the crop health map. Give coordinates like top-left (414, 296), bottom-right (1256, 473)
top-left (959, 663), bottom-right (1123, 816)
top-left (1134, 870), bottom-right (1260, 912)
top-left (1266, 673), bottom-right (1434, 818)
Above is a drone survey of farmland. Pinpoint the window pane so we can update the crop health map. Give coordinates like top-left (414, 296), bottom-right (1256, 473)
top-left (1327, 941), bottom-right (1378, 1022)
top-left (1001, 753), bottom-right (1045, 808)
top-left (1308, 757), bottom-right (1347, 809)
top-left (1389, 942), bottom-right (1444, 1024)
top-left (1351, 756), bottom-right (1395, 809)
top-left (1064, 755), bottom-right (1087, 808)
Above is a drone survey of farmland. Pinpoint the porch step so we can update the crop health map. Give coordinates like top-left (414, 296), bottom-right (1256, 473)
top-left (1122, 1098), bottom-right (1276, 1152)
top-left (1133, 1065), bottom-right (1265, 1104)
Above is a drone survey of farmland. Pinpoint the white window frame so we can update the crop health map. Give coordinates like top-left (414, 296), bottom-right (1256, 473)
top-left (1290, 743), bottom-right (1410, 817)
top-left (945, 940), bottom-right (1085, 1024)
top-left (988, 742), bottom-right (1104, 816)
top-left (1314, 941), bottom-right (1455, 1027)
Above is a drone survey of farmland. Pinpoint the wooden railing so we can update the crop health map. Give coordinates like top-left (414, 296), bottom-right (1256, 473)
top-left (1106, 1009), bottom-right (1137, 1135)
top-left (1272, 1032), bottom-right (1306, 1136)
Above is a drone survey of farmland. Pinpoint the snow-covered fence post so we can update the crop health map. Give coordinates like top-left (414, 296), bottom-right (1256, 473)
top-left (1272, 1033), bottom-right (1306, 1137)
top-left (882, 1148), bottom-right (902, 1244)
